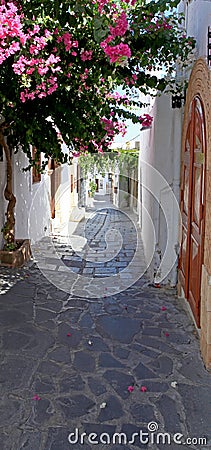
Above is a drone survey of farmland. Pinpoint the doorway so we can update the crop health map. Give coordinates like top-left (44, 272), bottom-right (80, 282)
top-left (179, 96), bottom-right (206, 327)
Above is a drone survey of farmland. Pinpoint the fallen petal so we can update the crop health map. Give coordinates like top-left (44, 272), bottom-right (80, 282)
top-left (88, 340), bottom-right (93, 345)
top-left (171, 381), bottom-right (177, 388)
top-left (165, 332), bottom-right (169, 337)
top-left (67, 333), bottom-right (71, 337)
top-left (140, 386), bottom-right (147, 392)
top-left (161, 306), bottom-right (167, 311)
top-left (32, 395), bottom-right (41, 401)
top-left (128, 385), bottom-right (134, 393)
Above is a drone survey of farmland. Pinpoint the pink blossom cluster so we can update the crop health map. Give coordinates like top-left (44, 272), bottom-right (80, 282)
top-left (101, 39), bottom-right (131, 63)
top-left (109, 12), bottom-right (128, 38)
top-left (101, 118), bottom-right (116, 137)
top-left (29, 32), bottom-right (51, 55)
top-left (100, 9), bottom-right (131, 64)
top-left (72, 151), bottom-right (81, 158)
top-left (106, 91), bottom-right (129, 105)
top-left (80, 68), bottom-right (89, 82)
top-left (0, 2), bottom-right (23, 64)
top-left (124, 0), bottom-right (137, 4)
top-left (0, 2), bottom-right (22, 39)
top-left (20, 76), bottom-right (58, 102)
top-left (13, 54), bottom-right (61, 76)
top-left (117, 121), bottom-right (127, 136)
top-left (101, 117), bottom-right (127, 137)
top-left (0, 2), bottom-right (62, 100)
top-left (92, 140), bottom-right (104, 154)
top-left (56, 32), bottom-right (78, 55)
top-left (92, 137), bottom-right (112, 154)
top-left (146, 18), bottom-right (172, 32)
top-left (80, 50), bottom-right (93, 61)
top-left (124, 73), bottom-right (138, 86)
top-left (139, 114), bottom-right (153, 128)
top-left (93, 0), bottom-right (116, 14)
top-left (0, 4), bottom-right (49, 65)
top-left (94, 0), bottom-right (136, 14)
top-left (73, 138), bottom-right (89, 153)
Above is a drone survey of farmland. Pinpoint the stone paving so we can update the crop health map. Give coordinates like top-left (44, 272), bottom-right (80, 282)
top-left (0, 195), bottom-right (211, 450)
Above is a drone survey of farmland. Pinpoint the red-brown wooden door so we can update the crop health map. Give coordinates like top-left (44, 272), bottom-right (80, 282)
top-left (179, 97), bottom-right (206, 327)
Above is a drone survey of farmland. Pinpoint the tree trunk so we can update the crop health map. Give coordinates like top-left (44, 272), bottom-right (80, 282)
top-left (0, 127), bottom-right (16, 247)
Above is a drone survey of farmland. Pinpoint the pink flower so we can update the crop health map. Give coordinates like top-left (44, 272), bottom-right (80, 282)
top-left (140, 386), bottom-right (147, 392)
top-left (128, 386), bottom-right (134, 393)
top-left (81, 50), bottom-right (93, 61)
top-left (161, 306), bottom-right (167, 311)
top-left (100, 41), bottom-right (131, 64)
top-left (67, 332), bottom-right (71, 337)
top-left (109, 12), bottom-right (128, 38)
top-left (32, 394), bottom-right (41, 400)
top-left (139, 114), bottom-right (153, 128)
top-left (165, 332), bottom-right (169, 337)
top-left (20, 92), bottom-right (25, 102)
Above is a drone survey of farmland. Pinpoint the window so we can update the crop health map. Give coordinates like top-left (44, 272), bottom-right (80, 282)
top-left (32, 146), bottom-right (41, 183)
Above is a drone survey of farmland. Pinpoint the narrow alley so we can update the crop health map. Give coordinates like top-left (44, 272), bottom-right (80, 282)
top-left (0, 195), bottom-right (210, 450)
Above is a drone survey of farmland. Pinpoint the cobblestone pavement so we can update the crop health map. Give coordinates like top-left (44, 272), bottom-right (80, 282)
top-left (0, 195), bottom-right (211, 450)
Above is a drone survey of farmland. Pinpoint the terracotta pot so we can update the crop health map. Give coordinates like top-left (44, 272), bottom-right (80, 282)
top-left (0, 239), bottom-right (31, 268)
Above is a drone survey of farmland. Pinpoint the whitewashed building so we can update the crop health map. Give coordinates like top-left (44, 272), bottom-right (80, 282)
top-left (0, 145), bottom-right (79, 249)
top-left (139, 0), bottom-right (211, 368)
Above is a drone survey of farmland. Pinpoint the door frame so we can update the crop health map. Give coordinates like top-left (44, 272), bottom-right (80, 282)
top-left (178, 59), bottom-right (209, 328)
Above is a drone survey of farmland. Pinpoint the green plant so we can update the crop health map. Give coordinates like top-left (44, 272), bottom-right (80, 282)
top-left (1, 223), bottom-right (9, 242)
top-left (1, 223), bottom-right (18, 251)
top-left (89, 180), bottom-right (97, 197)
top-left (3, 242), bottom-right (17, 252)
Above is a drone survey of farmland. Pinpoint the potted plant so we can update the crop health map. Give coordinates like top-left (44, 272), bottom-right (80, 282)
top-left (0, 125), bottom-right (31, 268)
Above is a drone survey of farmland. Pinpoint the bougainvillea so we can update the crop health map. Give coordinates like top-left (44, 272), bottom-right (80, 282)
top-left (0, 0), bottom-right (195, 167)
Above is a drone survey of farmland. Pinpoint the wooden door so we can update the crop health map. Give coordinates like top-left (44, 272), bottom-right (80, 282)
top-left (179, 97), bottom-right (206, 327)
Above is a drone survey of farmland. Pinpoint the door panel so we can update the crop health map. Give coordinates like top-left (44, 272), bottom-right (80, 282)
top-left (179, 97), bottom-right (206, 327)
top-left (180, 111), bottom-right (193, 297)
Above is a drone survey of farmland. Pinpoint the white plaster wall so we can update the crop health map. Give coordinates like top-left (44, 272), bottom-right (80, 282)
top-left (180, 0), bottom-right (211, 60)
top-left (13, 150), bottom-right (51, 245)
top-left (53, 161), bottom-right (79, 233)
top-left (140, 0), bottom-right (211, 284)
top-left (140, 95), bottom-right (182, 284)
